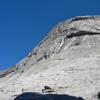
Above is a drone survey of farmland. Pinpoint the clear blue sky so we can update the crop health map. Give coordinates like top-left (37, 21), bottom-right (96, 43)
top-left (0, 0), bottom-right (100, 70)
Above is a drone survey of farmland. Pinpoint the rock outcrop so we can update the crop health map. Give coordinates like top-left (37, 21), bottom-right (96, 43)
top-left (0, 16), bottom-right (100, 100)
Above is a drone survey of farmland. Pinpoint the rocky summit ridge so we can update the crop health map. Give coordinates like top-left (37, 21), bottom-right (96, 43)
top-left (0, 16), bottom-right (100, 100)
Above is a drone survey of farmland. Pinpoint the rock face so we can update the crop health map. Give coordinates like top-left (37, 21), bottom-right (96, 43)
top-left (0, 16), bottom-right (100, 100)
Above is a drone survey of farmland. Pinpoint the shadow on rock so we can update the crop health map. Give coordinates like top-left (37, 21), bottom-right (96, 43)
top-left (14, 92), bottom-right (84, 100)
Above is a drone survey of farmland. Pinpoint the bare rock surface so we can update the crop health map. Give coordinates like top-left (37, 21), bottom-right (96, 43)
top-left (0, 16), bottom-right (100, 100)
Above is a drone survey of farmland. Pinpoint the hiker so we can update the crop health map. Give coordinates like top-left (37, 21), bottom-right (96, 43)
top-left (22, 88), bottom-right (24, 93)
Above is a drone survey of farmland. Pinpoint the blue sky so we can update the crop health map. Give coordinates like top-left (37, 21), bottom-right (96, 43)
top-left (0, 0), bottom-right (100, 70)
